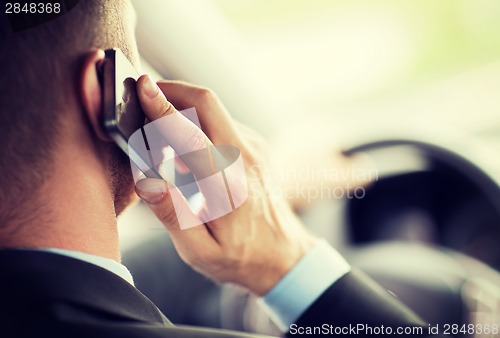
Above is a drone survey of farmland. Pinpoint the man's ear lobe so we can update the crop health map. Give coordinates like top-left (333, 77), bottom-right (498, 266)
top-left (80, 49), bottom-right (111, 141)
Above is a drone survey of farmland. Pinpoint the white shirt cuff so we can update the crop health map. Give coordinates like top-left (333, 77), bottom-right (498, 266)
top-left (258, 239), bottom-right (350, 332)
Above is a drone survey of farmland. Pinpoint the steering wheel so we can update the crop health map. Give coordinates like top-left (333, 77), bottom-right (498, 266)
top-left (341, 126), bottom-right (500, 332)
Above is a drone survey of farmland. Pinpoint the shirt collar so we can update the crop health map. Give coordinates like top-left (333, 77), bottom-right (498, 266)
top-left (30, 247), bottom-right (135, 286)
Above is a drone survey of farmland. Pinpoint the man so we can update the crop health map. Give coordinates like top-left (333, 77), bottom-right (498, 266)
top-left (0, 1), bottom-right (437, 337)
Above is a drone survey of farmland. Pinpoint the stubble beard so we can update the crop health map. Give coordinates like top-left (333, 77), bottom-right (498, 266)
top-left (108, 145), bottom-right (137, 216)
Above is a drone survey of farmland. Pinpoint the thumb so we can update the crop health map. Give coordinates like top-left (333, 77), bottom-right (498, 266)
top-left (135, 178), bottom-right (220, 265)
top-left (135, 178), bottom-right (220, 270)
top-left (135, 178), bottom-right (166, 204)
top-left (135, 178), bottom-right (203, 231)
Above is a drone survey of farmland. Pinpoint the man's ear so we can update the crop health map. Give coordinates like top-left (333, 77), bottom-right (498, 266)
top-left (80, 49), bottom-right (111, 141)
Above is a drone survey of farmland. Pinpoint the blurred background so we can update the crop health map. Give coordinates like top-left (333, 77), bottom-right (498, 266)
top-left (122, 0), bottom-right (500, 253)
top-left (119, 1), bottom-right (500, 336)
top-left (133, 0), bottom-right (500, 137)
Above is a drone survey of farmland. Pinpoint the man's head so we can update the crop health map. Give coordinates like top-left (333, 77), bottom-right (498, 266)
top-left (0, 0), bottom-right (139, 234)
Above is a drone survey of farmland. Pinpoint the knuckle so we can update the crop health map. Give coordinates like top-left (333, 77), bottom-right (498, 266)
top-left (187, 250), bottom-right (212, 267)
top-left (243, 149), bottom-right (261, 167)
top-left (160, 100), bottom-right (176, 117)
top-left (156, 204), bottom-right (179, 226)
top-left (221, 243), bottom-right (245, 265)
top-left (193, 87), bottom-right (216, 105)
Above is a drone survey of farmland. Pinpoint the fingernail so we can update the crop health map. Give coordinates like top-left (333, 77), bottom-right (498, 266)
top-left (137, 191), bottom-right (164, 204)
top-left (136, 179), bottom-right (166, 204)
top-left (142, 75), bottom-right (159, 98)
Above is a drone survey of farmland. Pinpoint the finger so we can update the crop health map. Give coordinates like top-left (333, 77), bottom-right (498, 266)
top-left (156, 81), bottom-right (241, 145)
top-left (137, 75), bottom-right (211, 157)
top-left (137, 75), bottom-right (220, 185)
top-left (135, 178), bottom-right (221, 265)
top-left (135, 178), bottom-right (214, 235)
top-left (137, 76), bottom-right (242, 241)
top-left (137, 75), bottom-right (234, 196)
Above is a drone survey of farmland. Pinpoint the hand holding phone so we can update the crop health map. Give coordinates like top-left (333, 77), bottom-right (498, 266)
top-left (133, 77), bottom-right (318, 296)
top-left (100, 50), bottom-right (318, 296)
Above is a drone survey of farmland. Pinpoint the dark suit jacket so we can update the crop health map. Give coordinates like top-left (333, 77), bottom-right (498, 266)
top-left (0, 250), bottom-right (436, 337)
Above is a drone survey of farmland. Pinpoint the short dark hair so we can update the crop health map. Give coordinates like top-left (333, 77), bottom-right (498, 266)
top-left (0, 0), bottom-right (135, 229)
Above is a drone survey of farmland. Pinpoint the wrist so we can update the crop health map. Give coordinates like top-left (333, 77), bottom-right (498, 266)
top-left (258, 239), bottom-right (351, 331)
top-left (245, 232), bottom-right (318, 296)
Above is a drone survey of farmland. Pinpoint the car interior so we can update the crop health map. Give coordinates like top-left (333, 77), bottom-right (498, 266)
top-left (117, 1), bottom-right (500, 337)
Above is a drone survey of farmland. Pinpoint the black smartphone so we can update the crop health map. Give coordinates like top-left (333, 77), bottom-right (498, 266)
top-left (100, 48), bottom-right (161, 178)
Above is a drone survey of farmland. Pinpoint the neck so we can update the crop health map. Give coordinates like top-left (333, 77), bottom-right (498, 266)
top-left (0, 142), bottom-right (121, 262)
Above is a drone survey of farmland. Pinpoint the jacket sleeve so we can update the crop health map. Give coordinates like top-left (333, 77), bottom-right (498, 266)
top-left (286, 268), bottom-right (442, 338)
